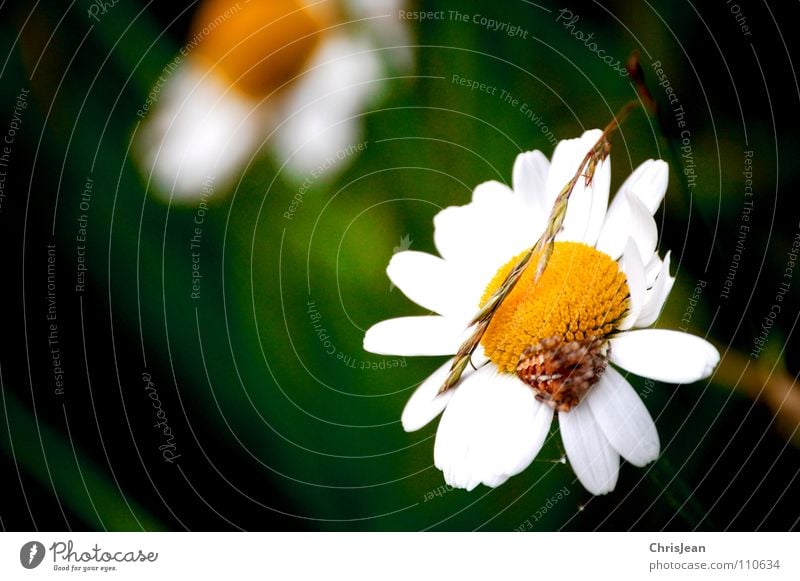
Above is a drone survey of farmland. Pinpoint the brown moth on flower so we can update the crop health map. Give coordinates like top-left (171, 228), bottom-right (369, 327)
top-left (516, 336), bottom-right (609, 412)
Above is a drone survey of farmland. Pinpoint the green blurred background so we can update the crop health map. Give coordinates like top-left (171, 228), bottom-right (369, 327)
top-left (1, 0), bottom-right (798, 531)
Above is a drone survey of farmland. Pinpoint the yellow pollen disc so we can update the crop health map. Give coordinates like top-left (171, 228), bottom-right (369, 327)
top-left (480, 241), bottom-right (629, 373)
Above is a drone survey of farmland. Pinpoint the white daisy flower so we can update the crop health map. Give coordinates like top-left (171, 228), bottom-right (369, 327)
top-left (136, 0), bottom-right (411, 201)
top-left (363, 129), bottom-right (720, 495)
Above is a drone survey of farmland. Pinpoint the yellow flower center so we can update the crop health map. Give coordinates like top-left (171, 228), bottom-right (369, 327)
top-left (480, 241), bottom-right (629, 374)
top-left (192, 0), bottom-right (328, 98)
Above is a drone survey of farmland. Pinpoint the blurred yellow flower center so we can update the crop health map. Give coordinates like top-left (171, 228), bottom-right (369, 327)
top-left (480, 242), bottom-right (629, 373)
top-left (192, 0), bottom-right (329, 98)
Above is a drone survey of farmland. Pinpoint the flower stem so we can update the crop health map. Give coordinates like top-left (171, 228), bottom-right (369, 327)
top-left (438, 101), bottom-right (641, 394)
top-left (714, 348), bottom-right (800, 447)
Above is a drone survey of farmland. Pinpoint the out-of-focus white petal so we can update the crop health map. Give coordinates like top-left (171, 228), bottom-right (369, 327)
top-left (401, 348), bottom-right (489, 432)
top-left (559, 403), bottom-right (620, 495)
top-left (586, 367), bottom-right (660, 467)
top-left (635, 252), bottom-right (676, 328)
top-left (548, 129), bottom-right (610, 246)
top-left (343, 0), bottom-right (414, 69)
top-left (137, 65), bottom-right (261, 201)
top-left (617, 240), bottom-right (647, 331)
top-left (610, 330), bottom-right (720, 383)
top-left (363, 316), bottom-right (467, 356)
top-left (434, 366), bottom-right (553, 490)
top-left (272, 34), bottom-right (382, 179)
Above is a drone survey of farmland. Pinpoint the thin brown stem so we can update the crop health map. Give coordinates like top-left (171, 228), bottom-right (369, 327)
top-left (714, 348), bottom-right (800, 447)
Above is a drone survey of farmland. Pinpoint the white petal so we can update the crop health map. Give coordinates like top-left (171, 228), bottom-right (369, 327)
top-left (586, 367), bottom-right (660, 467)
top-left (644, 253), bottom-right (663, 287)
top-left (512, 150), bottom-right (551, 220)
top-left (401, 349), bottom-right (489, 432)
top-left (547, 129), bottom-right (610, 246)
top-left (387, 251), bottom-right (478, 320)
top-left (433, 368), bottom-right (488, 490)
top-left (620, 159), bottom-right (669, 215)
top-left (546, 130), bottom-right (603, 202)
top-left (471, 179), bottom-right (515, 206)
top-left (596, 160), bottom-right (668, 259)
top-left (625, 190), bottom-right (659, 265)
top-left (595, 200), bottom-right (629, 260)
top-left (363, 316), bottom-right (467, 356)
top-left (272, 34), bottom-right (383, 179)
top-left (433, 203), bottom-right (488, 264)
top-left (610, 330), bottom-right (720, 383)
top-left (472, 375), bottom-right (554, 482)
top-left (617, 240), bottom-right (647, 331)
top-left (343, 0), bottom-right (414, 69)
top-left (479, 473), bottom-right (509, 488)
top-left (434, 366), bottom-right (553, 490)
top-left (562, 156), bottom-right (610, 246)
top-left (559, 403), bottom-right (620, 495)
top-left (626, 193), bottom-right (658, 268)
top-left (402, 360), bottom-right (456, 432)
top-left (635, 252), bottom-right (676, 328)
top-left (136, 64), bottom-right (261, 201)
top-left (432, 187), bottom-right (542, 291)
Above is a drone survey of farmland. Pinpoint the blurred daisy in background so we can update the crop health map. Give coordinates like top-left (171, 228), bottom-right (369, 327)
top-left (364, 129), bottom-right (720, 495)
top-left (135, 0), bottom-right (411, 201)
